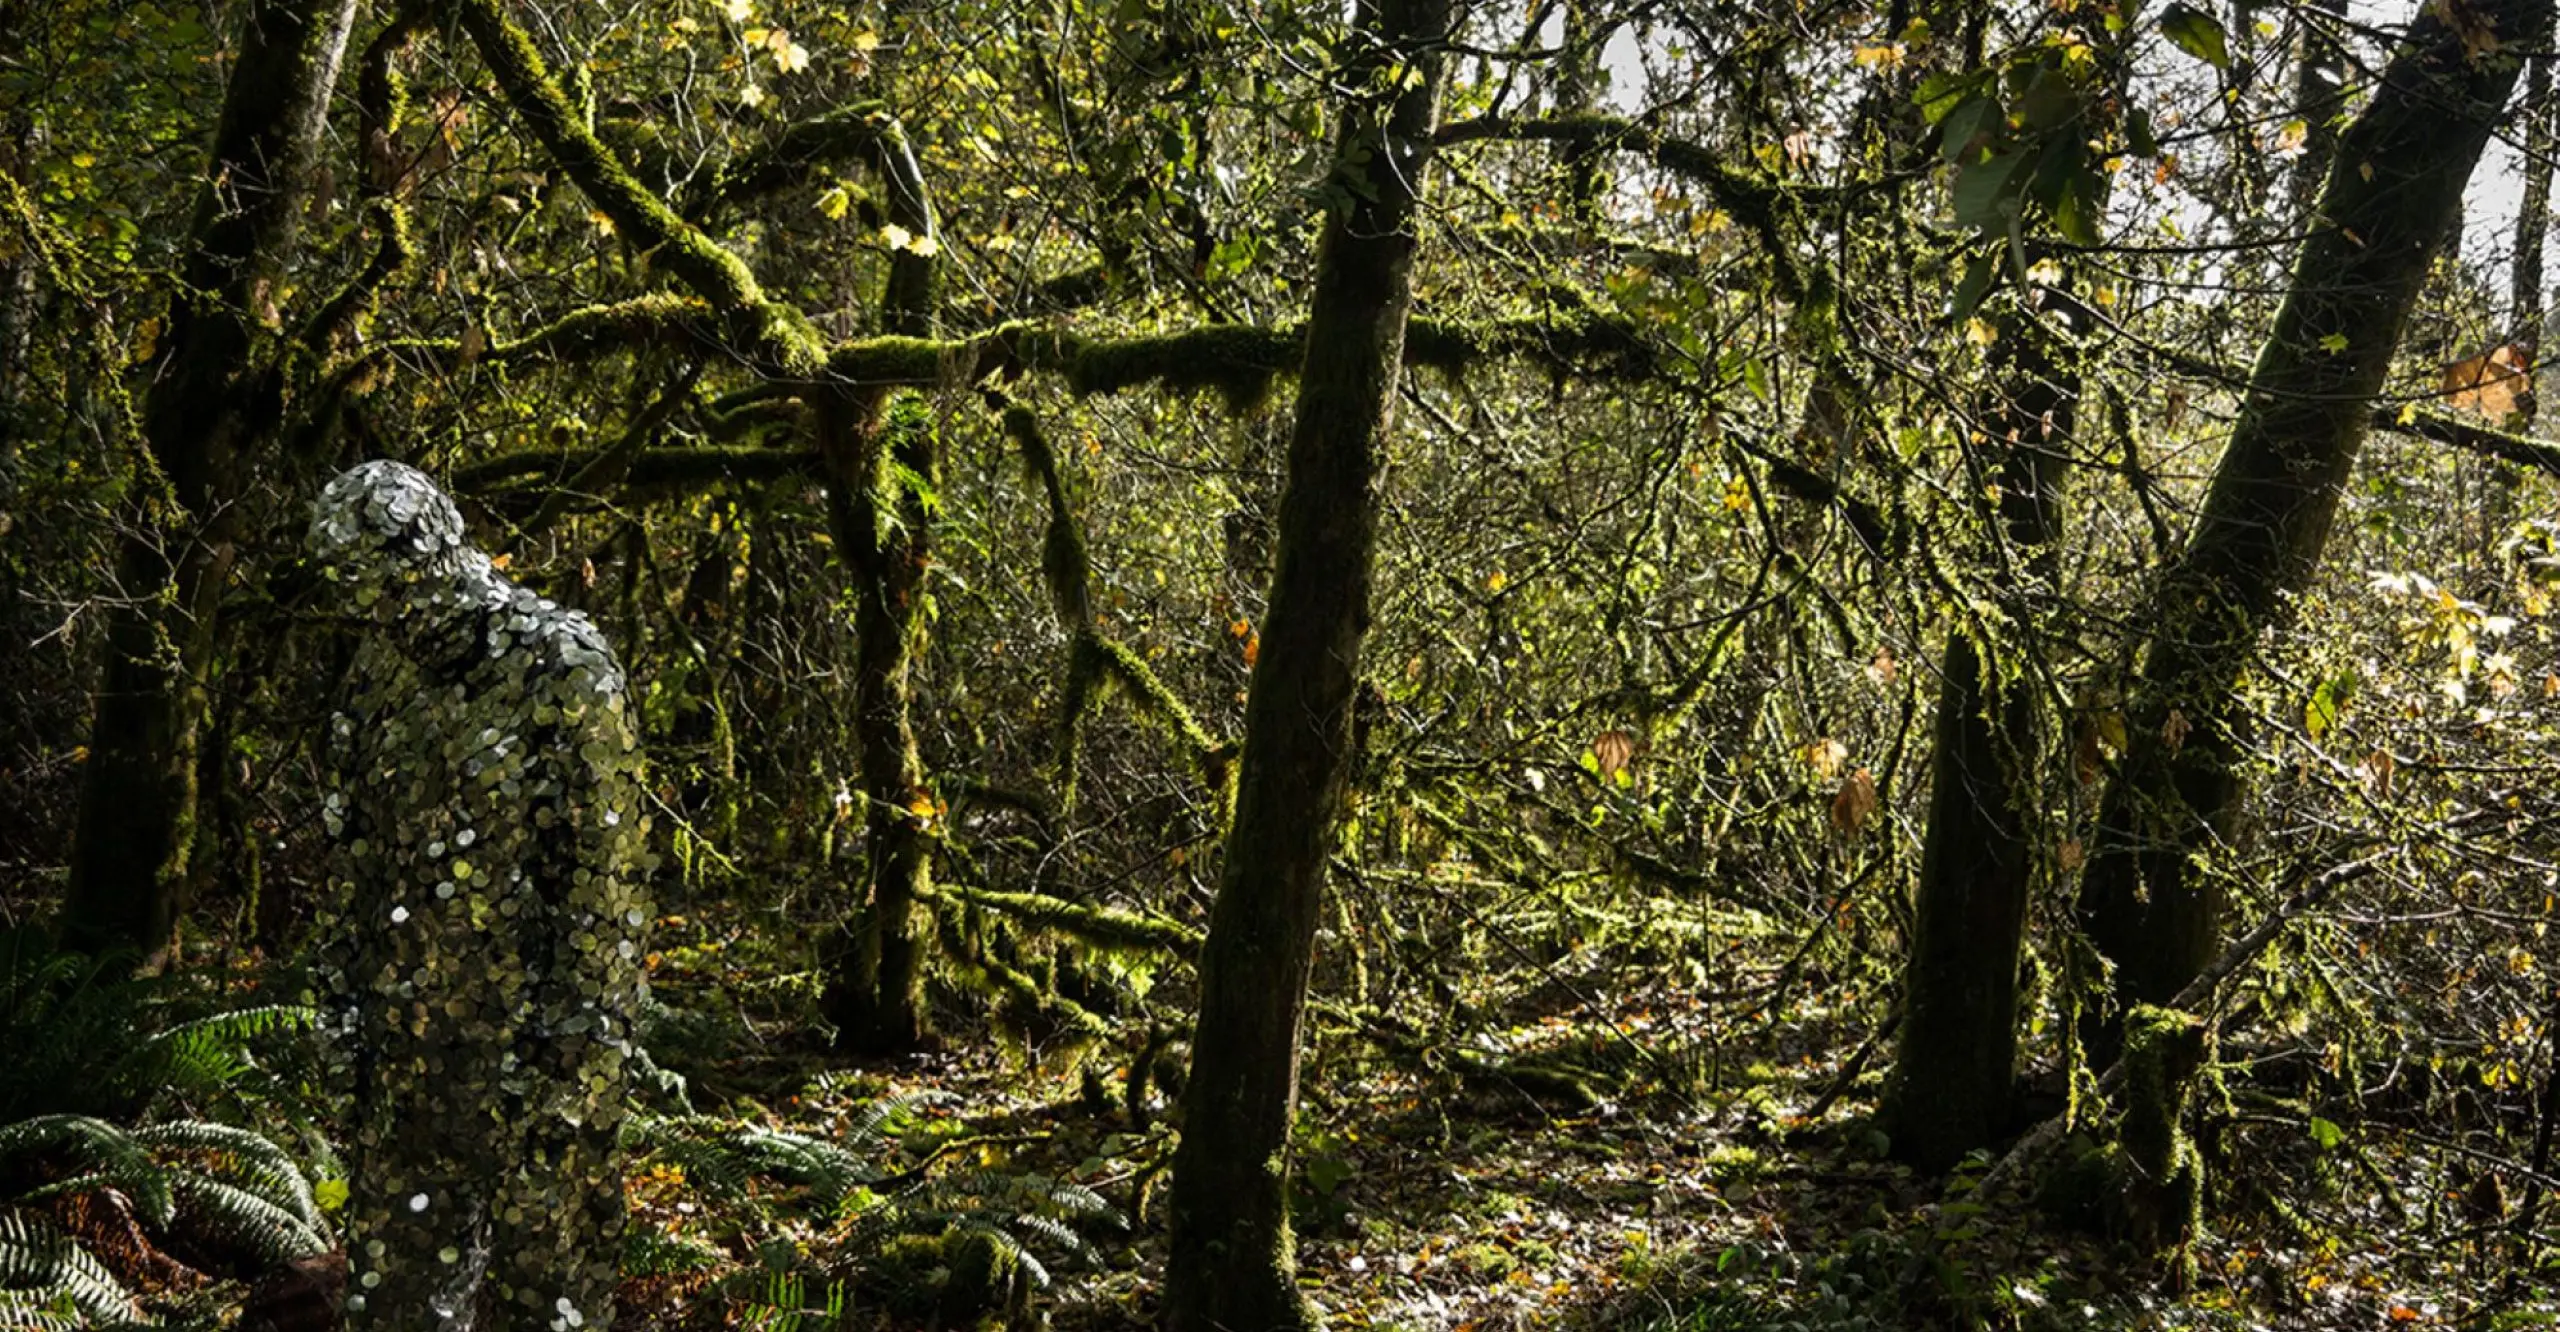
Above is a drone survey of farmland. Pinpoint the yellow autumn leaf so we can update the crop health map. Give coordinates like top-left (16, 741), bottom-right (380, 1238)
top-left (816, 183), bottom-right (853, 220)
top-left (881, 223), bottom-right (913, 250)
top-left (852, 29), bottom-right (881, 52)
top-left (719, 0), bottom-right (753, 19)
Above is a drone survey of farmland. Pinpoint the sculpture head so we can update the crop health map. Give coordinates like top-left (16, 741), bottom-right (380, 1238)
top-left (308, 460), bottom-right (498, 632)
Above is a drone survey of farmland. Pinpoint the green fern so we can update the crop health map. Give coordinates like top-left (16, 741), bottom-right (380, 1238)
top-left (0, 1111), bottom-right (327, 1324)
top-left (0, 1207), bottom-right (138, 1327)
top-left (623, 1226), bottom-right (728, 1278)
top-left (132, 1005), bottom-right (318, 1102)
top-left (0, 929), bottom-right (320, 1125)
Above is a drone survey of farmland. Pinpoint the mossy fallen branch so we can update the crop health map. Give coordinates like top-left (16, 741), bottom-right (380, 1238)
top-left (931, 881), bottom-right (1200, 955)
top-left (929, 899), bottom-right (1114, 1047)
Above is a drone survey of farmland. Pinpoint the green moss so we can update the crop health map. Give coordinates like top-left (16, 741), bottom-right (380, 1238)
top-left (995, 401), bottom-right (1093, 632)
top-left (2032, 1133), bottom-right (2121, 1231)
top-left (454, 0), bottom-right (824, 376)
top-left (2118, 1005), bottom-right (2208, 1271)
top-left (1059, 324), bottom-right (1295, 412)
top-left (936, 880), bottom-right (1200, 954)
top-left (502, 292), bottom-right (713, 363)
top-left (1092, 637), bottom-right (1219, 761)
top-left (937, 1229), bottom-right (1019, 1326)
top-left (828, 335), bottom-right (958, 387)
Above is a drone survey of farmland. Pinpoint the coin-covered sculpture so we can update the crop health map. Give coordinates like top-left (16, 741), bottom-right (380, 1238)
top-left (308, 460), bottom-right (649, 1331)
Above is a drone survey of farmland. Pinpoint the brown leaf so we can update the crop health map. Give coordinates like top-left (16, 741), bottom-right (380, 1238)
top-left (1591, 728), bottom-right (1639, 782)
top-left (1830, 768), bottom-right (1878, 836)
top-left (2161, 707), bottom-right (2191, 753)
top-left (2360, 747), bottom-right (2396, 796)
top-left (2443, 342), bottom-right (2529, 422)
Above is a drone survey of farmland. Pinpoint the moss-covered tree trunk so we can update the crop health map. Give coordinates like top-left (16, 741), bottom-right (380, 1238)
top-left (818, 127), bottom-right (943, 1057)
top-left (2078, 0), bottom-right (2551, 1044)
top-left (818, 390), bottom-right (943, 1056)
top-left (1884, 298), bottom-right (2076, 1172)
top-left (1160, 3), bottom-right (1448, 1328)
top-left (454, 0), bottom-right (945, 1052)
top-left (62, 0), bottom-right (360, 959)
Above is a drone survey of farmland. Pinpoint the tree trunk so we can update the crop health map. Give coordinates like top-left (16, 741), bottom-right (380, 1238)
top-left (1884, 295), bottom-right (2076, 1172)
top-left (2078, 0), bottom-right (2550, 1047)
top-left (1160, 1), bottom-right (1449, 1328)
top-left (1552, 0), bottom-right (1608, 218)
top-left (818, 392), bottom-right (942, 1056)
top-left (2287, 0), bottom-right (2349, 227)
top-left (62, 0), bottom-right (360, 959)
top-left (2486, 52), bottom-right (2553, 544)
top-left (819, 117), bottom-right (942, 1057)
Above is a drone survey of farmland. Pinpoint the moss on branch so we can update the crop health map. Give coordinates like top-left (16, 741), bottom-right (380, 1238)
top-left (452, 0), bottom-right (824, 376)
top-left (452, 444), bottom-right (818, 496)
top-left (934, 881), bottom-right (1201, 955)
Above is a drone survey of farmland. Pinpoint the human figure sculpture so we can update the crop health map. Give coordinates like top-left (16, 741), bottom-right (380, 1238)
top-left (308, 460), bottom-right (649, 1331)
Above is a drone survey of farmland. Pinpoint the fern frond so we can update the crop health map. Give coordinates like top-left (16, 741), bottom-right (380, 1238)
top-left (730, 1127), bottom-right (874, 1210)
top-left (136, 1005), bottom-right (318, 1100)
top-left (0, 1208), bottom-right (140, 1326)
top-left (133, 1119), bottom-right (323, 1232)
top-left (1003, 1211), bottom-right (1097, 1270)
top-left (623, 1226), bottom-right (728, 1277)
top-left (0, 1285), bottom-right (84, 1332)
top-left (0, 1116), bottom-right (172, 1228)
top-left (167, 1173), bottom-right (327, 1262)
top-left (842, 1089), bottom-right (955, 1150)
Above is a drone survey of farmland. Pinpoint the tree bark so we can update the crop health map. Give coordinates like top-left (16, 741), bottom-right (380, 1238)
top-left (2486, 52), bottom-right (2553, 545)
top-left (1552, 0), bottom-right (1609, 219)
top-left (817, 113), bottom-right (943, 1057)
top-left (2287, 0), bottom-right (2350, 227)
top-left (817, 393), bottom-right (942, 1056)
top-left (1160, 1), bottom-right (1449, 1328)
top-left (62, 0), bottom-right (360, 959)
top-left (1884, 295), bottom-right (2076, 1172)
top-left (2078, 0), bottom-right (2551, 1049)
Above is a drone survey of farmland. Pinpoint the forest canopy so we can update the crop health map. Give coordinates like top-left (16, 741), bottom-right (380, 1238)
top-left (4, 0), bottom-right (2560, 1327)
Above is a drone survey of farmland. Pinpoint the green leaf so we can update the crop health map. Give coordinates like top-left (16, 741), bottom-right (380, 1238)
top-left (1938, 95), bottom-right (1999, 163)
top-left (1305, 1152), bottom-right (1353, 1196)
top-left (1953, 148), bottom-right (2032, 228)
top-left (2125, 106), bottom-right (2161, 157)
top-left (2160, 4), bottom-right (2230, 69)
top-left (2318, 331), bottom-right (2349, 354)
top-left (1950, 248), bottom-right (2001, 321)
top-left (2054, 170), bottom-right (2101, 247)
top-left (1915, 69), bottom-right (1989, 125)
top-left (2307, 1116), bottom-right (2344, 1150)
top-left (2305, 668), bottom-right (2358, 742)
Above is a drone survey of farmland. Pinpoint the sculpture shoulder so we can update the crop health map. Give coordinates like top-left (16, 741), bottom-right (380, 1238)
top-left (487, 586), bottom-right (629, 710)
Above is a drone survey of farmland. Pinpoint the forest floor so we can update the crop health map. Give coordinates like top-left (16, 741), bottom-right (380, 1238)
top-left (613, 901), bottom-right (2518, 1332)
